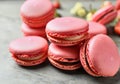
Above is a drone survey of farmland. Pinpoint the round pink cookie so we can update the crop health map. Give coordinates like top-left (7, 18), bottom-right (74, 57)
top-left (92, 5), bottom-right (117, 25)
top-left (20, 0), bottom-right (55, 28)
top-left (88, 21), bottom-right (107, 37)
top-left (46, 17), bottom-right (89, 46)
top-left (21, 23), bottom-right (46, 37)
top-left (48, 43), bottom-right (81, 70)
top-left (9, 36), bottom-right (48, 66)
top-left (80, 34), bottom-right (120, 77)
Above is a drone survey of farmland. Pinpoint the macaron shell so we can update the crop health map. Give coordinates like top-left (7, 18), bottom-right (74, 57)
top-left (9, 36), bottom-right (48, 55)
top-left (21, 0), bottom-right (53, 17)
top-left (46, 17), bottom-right (88, 34)
top-left (21, 23), bottom-right (46, 36)
top-left (98, 10), bottom-right (117, 25)
top-left (48, 43), bottom-right (80, 62)
top-left (20, 0), bottom-right (55, 28)
top-left (87, 34), bottom-right (120, 77)
top-left (92, 5), bottom-right (114, 22)
top-left (21, 9), bottom-right (55, 28)
top-left (80, 40), bottom-right (99, 76)
top-left (48, 57), bottom-right (81, 70)
top-left (48, 43), bottom-right (81, 70)
top-left (88, 21), bottom-right (107, 37)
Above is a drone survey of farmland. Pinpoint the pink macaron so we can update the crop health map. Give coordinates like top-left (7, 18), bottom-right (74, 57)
top-left (92, 5), bottom-right (117, 25)
top-left (20, 0), bottom-right (55, 28)
top-left (88, 21), bottom-right (107, 37)
top-left (80, 34), bottom-right (120, 77)
top-left (46, 17), bottom-right (89, 46)
top-left (48, 43), bottom-right (81, 70)
top-left (9, 36), bottom-right (48, 66)
top-left (21, 23), bottom-right (46, 37)
top-left (116, 0), bottom-right (120, 10)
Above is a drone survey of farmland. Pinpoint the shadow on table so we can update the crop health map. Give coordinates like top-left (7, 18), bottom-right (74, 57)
top-left (51, 63), bottom-right (120, 84)
top-left (107, 25), bottom-right (115, 35)
top-left (91, 70), bottom-right (120, 84)
top-left (107, 25), bottom-right (120, 37)
top-left (19, 59), bottom-right (50, 70)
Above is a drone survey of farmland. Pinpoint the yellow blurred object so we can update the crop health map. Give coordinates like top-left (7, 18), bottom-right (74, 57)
top-left (101, 1), bottom-right (112, 8)
top-left (86, 12), bottom-right (94, 21)
top-left (77, 8), bottom-right (87, 17)
top-left (74, 2), bottom-right (83, 9)
top-left (70, 2), bottom-right (87, 18)
top-left (70, 8), bottom-right (78, 15)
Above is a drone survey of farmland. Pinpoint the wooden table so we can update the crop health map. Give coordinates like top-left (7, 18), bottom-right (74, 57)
top-left (0, 0), bottom-right (120, 84)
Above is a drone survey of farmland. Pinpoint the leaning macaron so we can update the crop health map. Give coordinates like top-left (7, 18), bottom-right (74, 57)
top-left (80, 34), bottom-right (120, 77)
top-left (20, 0), bottom-right (55, 28)
top-left (88, 21), bottom-right (107, 37)
top-left (46, 17), bottom-right (89, 46)
top-left (9, 36), bottom-right (48, 66)
top-left (21, 23), bottom-right (46, 38)
top-left (48, 43), bottom-right (81, 70)
top-left (116, 0), bottom-right (120, 10)
top-left (92, 5), bottom-right (117, 25)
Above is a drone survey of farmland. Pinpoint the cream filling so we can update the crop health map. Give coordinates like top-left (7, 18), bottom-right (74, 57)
top-left (63, 34), bottom-right (85, 41)
top-left (17, 53), bottom-right (45, 61)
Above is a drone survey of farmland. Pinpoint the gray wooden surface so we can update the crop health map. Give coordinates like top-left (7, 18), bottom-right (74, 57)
top-left (0, 0), bottom-right (120, 84)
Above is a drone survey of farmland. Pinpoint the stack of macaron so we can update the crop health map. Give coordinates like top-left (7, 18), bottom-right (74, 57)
top-left (46, 17), bottom-right (89, 70)
top-left (8, 0), bottom-right (55, 66)
top-left (20, 0), bottom-right (55, 38)
top-left (45, 17), bottom-right (120, 77)
top-left (8, 0), bottom-right (120, 77)
top-left (9, 16), bottom-right (120, 77)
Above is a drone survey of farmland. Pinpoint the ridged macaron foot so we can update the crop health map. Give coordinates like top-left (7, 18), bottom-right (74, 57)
top-left (21, 23), bottom-right (46, 38)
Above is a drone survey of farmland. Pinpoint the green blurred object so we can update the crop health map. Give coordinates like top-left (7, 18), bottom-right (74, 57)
top-left (54, 10), bottom-right (62, 17)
